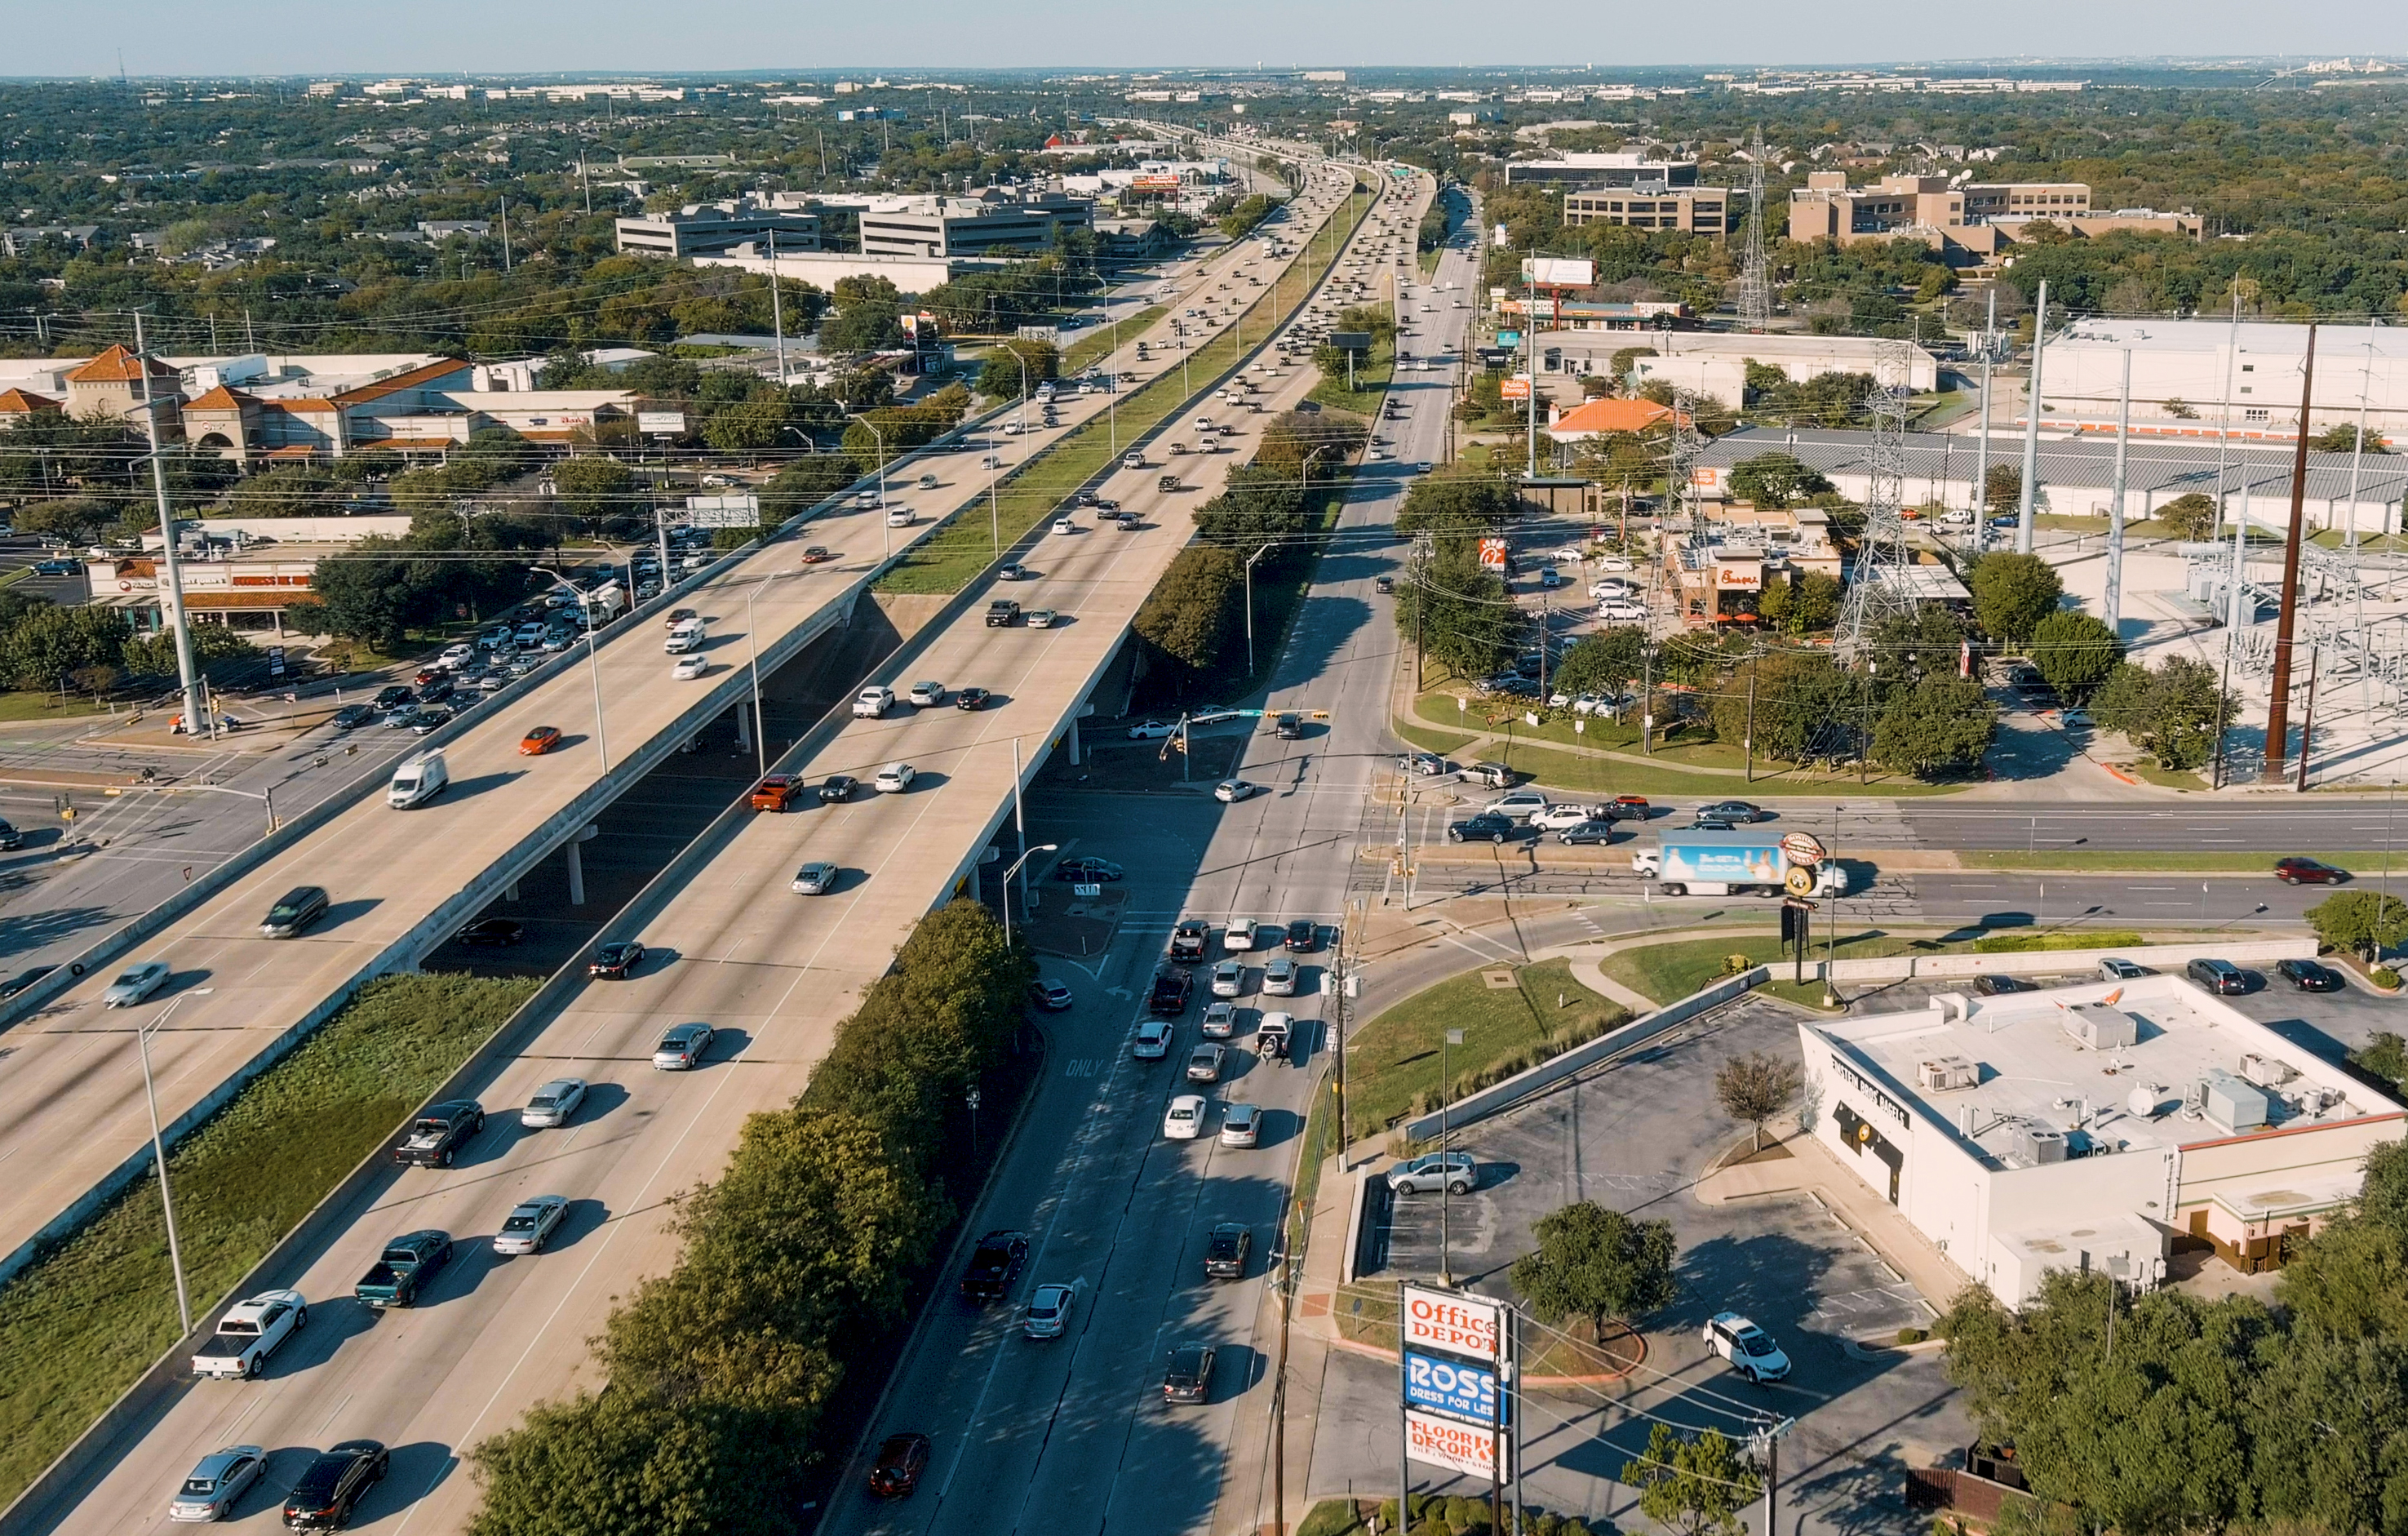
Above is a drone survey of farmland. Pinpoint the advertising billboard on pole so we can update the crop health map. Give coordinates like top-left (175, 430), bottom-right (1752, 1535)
top-left (1407, 1409), bottom-right (1510, 1479)
top-left (684, 493), bottom-right (761, 528)
top-left (1402, 1285), bottom-right (1502, 1361)
top-left (1521, 257), bottom-right (1594, 289)
top-left (1405, 1349), bottom-right (1506, 1424)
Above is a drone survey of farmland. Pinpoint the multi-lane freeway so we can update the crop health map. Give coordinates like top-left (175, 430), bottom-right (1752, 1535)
top-left (36, 157), bottom-right (1384, 1534)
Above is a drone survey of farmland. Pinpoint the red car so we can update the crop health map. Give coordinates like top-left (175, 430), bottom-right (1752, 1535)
top-left (867, 1433), bottom-right (931, 1498)
top-left (519, 725), bottom-right (562, 756)
top-left (1608, 795), bottom-right (1652, 820)
top-left (749, 775), bottom-right (802, 811)
top-left (800, 545), bottom-right (831, 564)
top-left (2274, 858), bottom-right (2348, 885)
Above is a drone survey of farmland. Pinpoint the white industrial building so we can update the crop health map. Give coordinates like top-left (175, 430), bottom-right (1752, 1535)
top-left (1530, 331), bottom-right (1938, 406)
top-left (1692, 426), bottom-right (2408, 537)
top-left (2039, 318), bottom-right (2408, 444)
top-left (1799, 974), bottom-right (2406, 1304)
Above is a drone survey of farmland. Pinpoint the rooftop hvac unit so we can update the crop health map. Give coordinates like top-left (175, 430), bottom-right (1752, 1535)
top-left (2239, 1054), bottom-right (2299, 1090)
top-left (2200, 1068), bottom-right (2270, 1134)
top-left (2062, 1005), bottom-right (2140, 1052)
top-left (2012, 1123), bottom-right (2068, 1166)
top-left (1918, 1055), bottom-right (1980, 1091)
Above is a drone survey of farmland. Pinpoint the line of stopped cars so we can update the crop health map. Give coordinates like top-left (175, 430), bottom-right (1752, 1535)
top-left (164, 1073), bottom-right (604, 1524)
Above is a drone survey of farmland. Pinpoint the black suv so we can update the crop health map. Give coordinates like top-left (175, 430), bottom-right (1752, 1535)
top-left (1448, 814), bottom-right (1523, 845)
top-left (282, 1439), bottom-right (388, 1530)
top-left (2185, 957), bottom-right (2249, 996)
top-left (1275, 712), bottom-right (1304, 739)
top-left (1150, 968), bottom-right (1193, 1016)
top-left (2277, 957), bottom-right (2344, 992)
top-left (1204, 1222), bottom-right (1252, 1279)
top-left (1163, 1342), bottom-right (1217, 1404)
top-left (960, 1230), bottom-right (1029, 1301)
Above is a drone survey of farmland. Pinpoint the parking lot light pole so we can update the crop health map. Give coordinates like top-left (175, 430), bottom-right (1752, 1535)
top-left (742, 572), bottom-right (797, 779)
top-left (531, 568), bottom-right (607, 770)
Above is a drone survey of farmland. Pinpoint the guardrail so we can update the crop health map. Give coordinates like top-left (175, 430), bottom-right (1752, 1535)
top-left (1403, 966), bottom-right (1767, 1143)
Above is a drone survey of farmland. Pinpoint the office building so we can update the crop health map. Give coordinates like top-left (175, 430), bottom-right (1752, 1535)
top-left (615, 201), bottom-right (823, 259)
top-left (1563, 187), bottom-right (1731, 235)
top-left (1502, 153), bottom-right (1698, 189)
top-left (2037, 317), bottom-right (2408, 444)
top-left (857, 190), bottom-right (1092, 259)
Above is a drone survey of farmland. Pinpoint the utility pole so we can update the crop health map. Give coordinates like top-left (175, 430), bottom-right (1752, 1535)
top-left (131, 313), bottom-right (206, 739)
top-left (499, 193), bottom-right (512, 271)
top-left (2105, 348), bottom-right (2131, 635)
top-left (2297, 644), bottom-right (2320, 792)
top-left (1744, 659), bottom-right (1757, 784)
top-left (2015, 279), bottom-right (2047, 554)
top-left (2264, 322), bottom-right (2318, 783)
top-left (768, 233), bottom-right (785, 384)
top-left (1972, 289), bottom-right (1995, 535)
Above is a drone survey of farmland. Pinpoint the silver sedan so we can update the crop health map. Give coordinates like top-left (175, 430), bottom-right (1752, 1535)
top-left (494, 1195), bottom-right (570, 1256)
top-left (520, 1078), bottom-right (588, 1130)
top-left (103, 959), bottom-right (171, 1007)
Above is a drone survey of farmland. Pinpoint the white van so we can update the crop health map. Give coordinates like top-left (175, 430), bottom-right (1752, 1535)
top-left (388, 752), bottom-right (448, 809)
top-left (663, 619), bottom-right (707, 655)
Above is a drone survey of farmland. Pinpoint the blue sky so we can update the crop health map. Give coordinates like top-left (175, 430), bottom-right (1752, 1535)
top-left (9, 0), bottom-right (2399, 78)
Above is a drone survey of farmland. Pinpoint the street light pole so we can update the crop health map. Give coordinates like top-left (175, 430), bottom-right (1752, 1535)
top-left (845, 412), bottom-right (890, 561)
top-left (743, 571), bottom-right (793, 779)
top-left (1440, 1027), bottom-right (1463, 1286)
top-left (137, 998), bottom-right (194, 1337)
top-left (1245, 542), bottom-right (1275, 677)
top-left (531, 568), bottom-right (608, 770)
top-left (997, 842), bottom-right (1058, 949)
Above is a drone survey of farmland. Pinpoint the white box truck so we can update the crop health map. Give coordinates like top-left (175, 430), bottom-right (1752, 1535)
top-left (1631, 828), bottom-right (1847, 898)
top-left (388, 751), bottom-right (449, 808)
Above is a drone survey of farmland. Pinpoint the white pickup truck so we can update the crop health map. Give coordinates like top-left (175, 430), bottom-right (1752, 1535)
top-left (191, 1290), bottom-right (307, 1380)
top-left (852, 686), bottom-right (895, 719)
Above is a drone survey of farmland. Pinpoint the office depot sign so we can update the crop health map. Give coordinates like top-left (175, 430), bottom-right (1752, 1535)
top-left (1408, 1409), bottom-right (1510, 1479)
top-left (1403, 1285), bottom-right (1501, 1361)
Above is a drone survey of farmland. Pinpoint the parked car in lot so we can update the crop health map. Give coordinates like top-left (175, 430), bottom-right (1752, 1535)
top-left (1386, 1152), bottom-right (1475, 1195)
top-left (1056, 856), bottom-right (1124, 882)
top-left (961, 1230), bottom-right (1029, 1301)
top-left (2099, 957), bottom-right (2153, 981)
top-left (867, 1433), bottom-right (933, 1498)
top-left (168, 1445), bottom-right (267, 1521)
top-left (2186, 957), bottom-right (2250, 995)
top-left (1972, 974), bottom-right (2034, 996)
top-left (652, 1023), bottom-right (714, 1070)
top-left (191, 1290), bottom-right (308, 1380)
top-left (2277, 957), bottom-right (2344, 992)
top-left (493, 1194), bottom-right (570, 1256)
top-left (521, 1077), bottom-right (587, 1128)
top-left (1705, 1311), bottom-right (1792, 1383)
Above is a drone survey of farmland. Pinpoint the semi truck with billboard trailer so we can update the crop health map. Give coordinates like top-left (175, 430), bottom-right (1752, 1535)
top-left (1632, 828), bottom-right (1849, 898)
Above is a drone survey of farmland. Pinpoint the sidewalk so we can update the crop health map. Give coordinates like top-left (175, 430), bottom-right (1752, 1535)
top-left (1696, 1116), bottom-right (1974, 1325)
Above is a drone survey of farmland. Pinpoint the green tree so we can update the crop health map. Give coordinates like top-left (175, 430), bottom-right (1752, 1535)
top-left (2, 605), bottom-right (135, 692)
top-left (13, 496), bottom-right (111, 544)
top-left (1725, 452), bottom-right (1831, 509)
top-left (1714, 1052), bottom-right (1803, 1153)
top-left (1551, 627), bottom-right (1647, 701)
top-left (1193, 464), bottom-right (1310, 545)
top-left (1509, 1201), bottom-right (1677, 1334)
top-left (121, 622), bottom-right (257, 678)
top-left (1709, 650), bottom-right (1851, 763)
top-left (1133, 547), bottom-right (1244, 673)
top-left (468, 1391), bottom-right (789, 1536)
top-left (821, 276), bottom-right (907, 351)
top-left (701, 400), bottom-right (789, 455)
top-left (2089, 656), bottom-right (2233, 770)
top-left (1984, 463), bottom-right (2022, 517)
top-left (2155, 491), bottom-right (2219, 541)
top-left (760, 454), bottom-right (859, 517)
top-left (1865, 602), bottom-right (1967, 677)
top-left (1967, 552), bottom-right (2065, 643)
top-left (1395, 544), bottom-right (1518, 681)
top-left (550, 456), bottom-right (636, 524)
top-left (976, 337), bottom-right (1061, 399)
top-left (2028, 610), bottom-right (2123, 700)
top-left (1621, 1424), bottom-right (1761, 1536)
top-left (1395, 469), bottom-right (1517, 541)
top-left (1872, 676), bottom-right (1996, 777)
top-left (2311, 424), bottom-right (2388, 455)
top-left (224, 464), bottom-right (337, 518)
top-left (2304, 890), bottom-right (2408, 962)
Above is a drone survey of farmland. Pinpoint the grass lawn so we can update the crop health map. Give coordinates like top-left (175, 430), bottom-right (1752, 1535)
top-left (1476, 738), bottom-right (1968, 800)
top-left (1326, 1282), bottom-right (1630, 1378)
top-left (1061, 307), bottom-right (1168, 376)
top-left (0, 690), bottom-right (113, 723)
top-left (1601, 926), bottom-right (2217, 1012)
top-left (1958, 848), bottom-right (2386, 872)
top-left (0, 974), bottom-right (538, 1506)
top-left (1412, 690), bottom-right (1740, 768)
top-left (1342, 958), bottom-right (1627, 1143)
top-left (1395, 719), bottom-right (1479, 757)
top-left (1307, 341), bottom-right (1394, 416)
top-left (0, 566), bottom-right (30, 590)
top-left (2120, 761), bottom-right (2206, 791)
top-left (876, 196), bottom-right (1373, 597)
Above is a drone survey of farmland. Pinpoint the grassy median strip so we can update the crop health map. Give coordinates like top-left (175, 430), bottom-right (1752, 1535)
top-left (1343, 958), bottom-right (1626, 1143)
top-left (1061, 306), bottom-right (1167, 375)
top-left (1308, 340), bottom-right (1394, 416)
top-left (0, 973), bottom-right (538, 1506)
top-left (1958, 850), bottom-right (2391, 872)
top-left (1601, 929), bottom-right (2206, 1011)
top-left (876, 194), bottom-right (1375, 597)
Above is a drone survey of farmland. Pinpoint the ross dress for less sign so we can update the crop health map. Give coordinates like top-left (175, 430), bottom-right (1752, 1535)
top-left (1408, 1409), bottom-right (1510, 1479)
top-left (1402, 1285), bottom-right (1501, 1361)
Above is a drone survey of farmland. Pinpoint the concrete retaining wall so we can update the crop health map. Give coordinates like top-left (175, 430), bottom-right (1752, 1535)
top-left (1822, 935), bottom-right (2315, 983)
top-left (1403, 967), bottom-right (1767, 1143)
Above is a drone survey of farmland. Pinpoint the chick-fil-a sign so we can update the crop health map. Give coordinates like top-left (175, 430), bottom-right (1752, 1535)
top-left (1403, 1285), bottom-right (1501, 1361)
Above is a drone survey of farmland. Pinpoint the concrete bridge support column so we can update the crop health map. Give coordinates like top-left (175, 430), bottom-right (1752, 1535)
top-left (566, 823), bottom-right (600, 907)
top-left (735, 700), bottom-right (755, 753)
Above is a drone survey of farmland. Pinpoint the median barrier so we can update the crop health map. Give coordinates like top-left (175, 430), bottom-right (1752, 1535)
top-left (1403, 967), bottom-right (1767, 1143)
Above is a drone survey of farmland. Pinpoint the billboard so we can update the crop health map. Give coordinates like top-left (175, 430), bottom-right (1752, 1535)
top-left (1476, 538), bottom-right (1509, 573)
top-left (685, 493), bottom-right (761, 528)
top-left (1405, 1349), bottom-right (1506, 1424)
top-left (637, 411), bottom-right (687, 436)
top-left (1407, 1409), bottom-right (1510, 1480)
top-left (1499, 375), bottom-right (1532, 401)
top-left (1402, 1285), bottom-right (1503, 1361)
top-left (1330, 331), bottom-right (1373, 353)
top-left (1131, 173), bottom-right (1182, 193)
top-left (1521, 256), bottom-right (1594, 289)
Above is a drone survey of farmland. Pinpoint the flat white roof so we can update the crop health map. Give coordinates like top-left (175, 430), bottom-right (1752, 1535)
top-left (2054, 317), bottom-right (2408, 361)
top-left (1815, 973), bottom-right (2389, 1167)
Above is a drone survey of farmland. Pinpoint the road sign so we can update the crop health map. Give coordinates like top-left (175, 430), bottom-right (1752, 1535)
top-left (685, 494), bottom-right (761, 528)
top-left (1781, 831), bottom-right (1828, 866)
top-left (1073, 883), bottom-right (1102, 897)
top-left (1477, 538), bottom-right (1509, 572)
top-left (637, 411), bottom-right (687, 436)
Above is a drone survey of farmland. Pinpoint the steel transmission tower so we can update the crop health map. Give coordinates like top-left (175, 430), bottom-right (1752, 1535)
top-left (1738, 127), bottom-right (1772, 333)
top-left (1836, 341), bottom-right (1924, 660)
